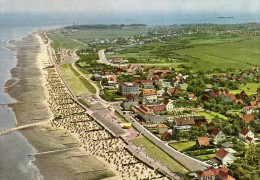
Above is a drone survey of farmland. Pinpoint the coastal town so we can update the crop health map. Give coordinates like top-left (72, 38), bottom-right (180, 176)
top-left (42, 23), bottom-right (260, 180)
top-left (0, 22), bottom-right (259, 180)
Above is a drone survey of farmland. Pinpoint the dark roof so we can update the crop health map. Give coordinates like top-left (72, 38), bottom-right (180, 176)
top-left (175, 117), bottom-right (195, 126)
top-left (240, 128), bottom-right (250, 135)
top-left (211, 128), bottom-right (221, 137)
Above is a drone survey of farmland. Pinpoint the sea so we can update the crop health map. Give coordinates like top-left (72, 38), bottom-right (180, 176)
top-left (0, 11), bottom-right (259, 179)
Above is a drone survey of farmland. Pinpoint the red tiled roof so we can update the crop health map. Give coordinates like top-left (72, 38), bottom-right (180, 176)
top-left (240, 128), bottom-right (250, 135)
top-left (243, 114), bottom-right (254, 123)
top-left (168, 87), bottom-right (182, 95)
top-left (161, 131), bottom-right (171, 141)
top-left (211, 128), bottom-right (221, 137)
top-left (133, 79), bottom-right (154, 84)
top-left (246, 136), bottom-right (253, 142)
top-left (197, 137), bottom-right (210, 146)
top-left (125, 94), bottom-right (134, 101)
top-left (218, 170), bottom-right (236, 180)
top-left (216, 148), bottom-right (229, 159)
top-left (153, 105), bottom-right (165, 111)
top-left (198, 168), bottom-right (230, 178)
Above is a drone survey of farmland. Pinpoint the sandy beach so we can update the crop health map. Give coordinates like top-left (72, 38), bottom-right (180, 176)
top-left (5, 33), bottom-right (115, 180)
top-left (4, 32), bottom-right (169, 180)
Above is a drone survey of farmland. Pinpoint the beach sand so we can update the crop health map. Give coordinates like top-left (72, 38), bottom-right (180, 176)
top-left (5, 33), bottom-right (115, 180)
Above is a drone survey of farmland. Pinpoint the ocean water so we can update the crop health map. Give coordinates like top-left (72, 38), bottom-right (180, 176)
top-left (0, 11), bottom-right (259, 179)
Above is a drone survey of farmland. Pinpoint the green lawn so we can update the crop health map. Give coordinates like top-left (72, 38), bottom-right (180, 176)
top-left (229, 82), bottom-right (260, 95)
top-left (131, 137), bottom-right (188, 175)
top-left (175, 36), bottom-right (260, 70)
top-left (169, 141), bottom-right (196, 152)
top-left (195, 154), bottom-right (215, 161)
top-left (78, 98), bottom-right (91, 108)
top-left (60, 63), bottom-right (96, 96)
top-left (198, 111), bottom-right (228, 121)
top-left (48, 33), bottom-right (87, 50)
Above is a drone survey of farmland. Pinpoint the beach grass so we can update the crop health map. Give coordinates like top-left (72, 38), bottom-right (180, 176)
top-left (131, 137), bottom-right (188, 175)
top-left (169, 141), bottom-right (196, 152)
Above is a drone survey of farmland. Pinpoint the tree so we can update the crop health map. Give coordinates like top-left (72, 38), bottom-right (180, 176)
top-left (222, 123), bottom-right (234, 135)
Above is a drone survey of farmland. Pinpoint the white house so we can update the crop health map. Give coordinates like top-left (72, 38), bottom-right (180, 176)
top-left (239, 128), bottom-right (255, 143)
top-left (216, 148), bottom-right (236, 165)
top-left (210, 128), bottom-right (226, 144)
top-left (163, 99), bottom-right (175, 112)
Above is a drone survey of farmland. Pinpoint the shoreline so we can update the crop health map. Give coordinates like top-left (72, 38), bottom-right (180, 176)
top-left (4, 32), bottom-right (116, 179)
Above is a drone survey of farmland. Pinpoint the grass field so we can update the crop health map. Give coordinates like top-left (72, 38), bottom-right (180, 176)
top-left (175, 36), bottom-right (260, 70)
top-left (198, 111), bottom-right (228, 121)
top-left (195, 154), bottom-right (215, 161)
top-left (229, 82), bottom-right (260, 95)
top-left (60, 63), bottom-right (96, 96)
top-left (108, 36), bottom-right (260, 71)
top-left (63, 29), bottom-right (149, 43)
top-left (131, 137), bottom-right (188, 175)
top-left (48, 33), bottom-right (87, 50)
top-left (169, 141), bottom-right (196, 152)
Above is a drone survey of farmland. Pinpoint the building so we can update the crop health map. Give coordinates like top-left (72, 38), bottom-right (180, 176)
top-left (173, 116), bottom-right (195, 132)
top-left (133, 80), bottom-right (155, 89)
top-left (135, 106), bottom-right (167, 123)
top-left (242, 114), bottom-right (254, 123)
top-left (215, 148), bottom-right (236, 165)
top-left (163, 99), bottom-right (175, 112)
top-left (92, 74), bottom-right (102, 81)
top-left (112, 57), bottom-right (123, 64)
top-left (157, 124), bottom-right (168, 134)
top-left (140, 89), bottom-right (157, 104)
top-left (197, 137), bottom-right (210, 146)
top-left (239, 128), bottom-right (255, 143)
top-left (118, 82), bottom-right (139, 95)
top-left (121, 94), bottom-right (139, 110)
top-left (210, 128), bottom-right (226, 144)
top-left (197, 167), bottom-right (235, 180)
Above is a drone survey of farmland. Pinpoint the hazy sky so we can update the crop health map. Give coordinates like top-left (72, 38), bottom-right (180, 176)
top-left (1, 0), bottom-right (260, 14)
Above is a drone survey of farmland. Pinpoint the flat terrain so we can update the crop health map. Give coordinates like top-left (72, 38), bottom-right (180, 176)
top-left (63, 29), bottom-right (149, 43)
top-left (131, 137), bottom-right (188, 176)
top-left (60, 63), bottom-right (95, 96)
top-left (169, 141), bottom-right (196, 152)
top-left (108, 36), bottom-right (260, 70)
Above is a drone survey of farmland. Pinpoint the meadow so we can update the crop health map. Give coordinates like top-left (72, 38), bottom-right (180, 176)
top-left (62, 29), bottom-right (149, 43)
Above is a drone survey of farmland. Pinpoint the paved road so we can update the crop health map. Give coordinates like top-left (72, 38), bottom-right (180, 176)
top-left (115, 107), bottom-right (209, 171)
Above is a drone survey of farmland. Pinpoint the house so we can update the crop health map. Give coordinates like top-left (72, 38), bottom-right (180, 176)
top-left (135, 106), bottom-right (167, 122)
top-left (161, 131), bottom-right (172, 141)
top-left (92, 74), bottom-right (102, 81)
top-left (239, 128), bottom-right (255, 143)
top-left (157, 124), bottom-right (168, 134)
top-left (242, 114), bottom-right (254, 123)
top-left (197, 167), bottom-right (235, 180)
top-left (133, 80), bottom-right (155, 89)
top-left (215, 148), bottom-right (236, 165)
top-left (167, 87), bottom-right (182, 97)
top-left (140, 89), bottom-right (157, 104)
top-left (187, 93), bottom-right (197, 100)
top-left (173, 116), bottom-right (195, 132)
top-left (210, 128), bottom-right (226, 144)
top-left (112, 57), bottom-right (123, 64)
top-left (153, 105), bottom-right (166, 115)
top-left (156, 80), bottom-right (172, 89)
top-left (121, 94), bottom-right (139, 110)
top-left (197, 137), bottom-right (210, 146)
top-left (163, 99), bottom-right (175, 112)
top-left (118, 82), bottom-right (139, 95)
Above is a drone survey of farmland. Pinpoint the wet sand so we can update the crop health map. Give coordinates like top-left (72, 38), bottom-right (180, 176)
top-left (5, 33), bottom-right (114, 180)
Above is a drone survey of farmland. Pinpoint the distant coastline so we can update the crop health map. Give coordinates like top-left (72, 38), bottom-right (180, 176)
top-left (218, 16), bottom-right (234, 19)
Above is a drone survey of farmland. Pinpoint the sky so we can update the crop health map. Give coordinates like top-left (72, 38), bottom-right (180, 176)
top-left (1, 0), bottom-right (260, 14)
